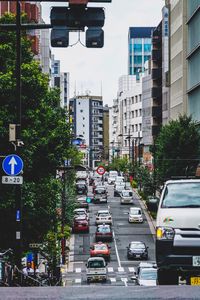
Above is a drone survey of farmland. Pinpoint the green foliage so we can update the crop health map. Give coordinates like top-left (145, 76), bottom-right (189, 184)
top-left (109, 157), bottom-right (130, 173)
top-left (134, 165), bottom-right (154, 197)
top-left (131, 180), bottom-right (137, 189)
top-left (153, 115), bottom-right (200, 183)
top-left (0, 13), bottom-right (79, 255)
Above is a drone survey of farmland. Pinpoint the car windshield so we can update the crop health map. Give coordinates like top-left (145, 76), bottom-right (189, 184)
top-left (140, 269), bottom-right (157, 280)
top-left (130, 209), bottom-right (141, 215)
top-left (130, 243), bottom-right (145, 249)
top-left (88, 260), bottom-right (105, 268)
top-left (162, 182), bottom-right (200, 208)
top-left (122, 191), bottom-right (132, 197)
top-left (94, 244), bottom-right (107, 251)
top-left (97, 226), bottom-right (110, 233)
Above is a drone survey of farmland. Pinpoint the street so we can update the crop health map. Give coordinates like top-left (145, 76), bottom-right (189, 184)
top-left (62, 184), bottom-right (155, 286)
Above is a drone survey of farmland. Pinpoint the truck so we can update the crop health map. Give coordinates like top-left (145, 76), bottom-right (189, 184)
top-left (156, 179), bottom-right (200, 285)
top-left (86, 257), bottom-right (107, 283)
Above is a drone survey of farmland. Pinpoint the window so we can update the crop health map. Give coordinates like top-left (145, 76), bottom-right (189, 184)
top-left (144, 43), bottom-right (151, 53)
top-left (132, 97), bottom-right (134, 104)
top-left (134, 55), bottom-right (142, 65)
top-left (83, 124), bottom-right (85, 127)
top-left (124, 113), bottom-right (127, 120)
top-left (132, 125), bottom-right (134, 132)
top-left (139, 94), bottom-right (142, 102)
top-left (80, 109), bottom-right (83, 113)
top-left (79, 102), bottom-right (81, 105)
top-left (140, 109), bottom-right (142, 116)
top-left (136, 124), bottom-right (138, 132)
top-left (139, 123), bottom-right (142, 131)
top-left (132, 111), bottom-right (134, 118)
top-left (83, 117), bottom-right (85, 120)
top-left (135, 96), bottom-right (138, 103)
top-left (136, 110), bottom-right (138, 117)
top-left (125, 140), bottom-right (127, 147)
top-left (124, 126), bottom-right (127, 134)
top-left (144, 55), bottom-right (151, 63)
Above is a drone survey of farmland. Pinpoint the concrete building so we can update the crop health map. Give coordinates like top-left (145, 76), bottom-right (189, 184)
top-left (103, 105), bottom-right (109, 162)
top-left (168, 0), bottom-right (188, 119)
top-left (69, 95), bottom-right (103, 169)
top-left (128, 27), bottom-right (154, 79)
top-left (51, 55), bottom-right (69, 108)
top-left (162, 4), bottom-right (170, 124)
top-left (187, 0), bottom-right (200, 122)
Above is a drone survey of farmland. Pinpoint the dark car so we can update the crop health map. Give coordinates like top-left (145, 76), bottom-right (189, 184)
top-left (95, 224), bottom-right (113, 242)
top-left (93, 187), bottom-right (107, 204)
top-left (72, 215), bottom-right (89, 233)
top-left (127, 241), bottom-right (148, 260)
top-left (76, 182), bottom-right (88, 195)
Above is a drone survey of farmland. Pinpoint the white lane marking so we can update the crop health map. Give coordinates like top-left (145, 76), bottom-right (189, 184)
top-left (108, 267), bottom-right (114, 272)
top-left (128, 267), bottom-right (136, 273)
top-left (75, 278), bottom-right (81, 284)
top-left (112, 230), bottom-right (121, 268)
top-left (121, 278), bottom-right (128, 287)
top-left (118, 267), bottom-right (124, 272)
top-left (75, 268), bottom-right (81, 273)
top-left (110, 277), bottom-right (116, 283)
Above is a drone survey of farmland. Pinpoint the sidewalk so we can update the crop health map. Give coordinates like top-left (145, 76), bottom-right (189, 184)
top-left (61, 235), bottom-right (75, 285)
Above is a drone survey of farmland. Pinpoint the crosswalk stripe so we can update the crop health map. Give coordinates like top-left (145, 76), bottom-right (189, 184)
top-left (110, 277), bottom-right (116, 282)
top-left (75, 268), bottom-right (81, 273)
top-left (75, 278), bottom-right (81, 284)
top-left (118, 267), bottom-right (124, 272)
top-left (128, 267), bottom-right (136, 273)
top-left (108, 267), bottom-right (114, 272)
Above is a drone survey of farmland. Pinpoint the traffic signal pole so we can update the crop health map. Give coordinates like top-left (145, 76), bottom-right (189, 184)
top-left (15, 0), bottom-right (22, 273)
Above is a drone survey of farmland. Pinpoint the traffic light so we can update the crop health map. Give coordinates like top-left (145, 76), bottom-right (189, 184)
top-left (86, 27), bottom-right (104, 48)
top-left (50, 6), bottom-right (105, 48)
top-left (51, 27), bottom-right (69, 47)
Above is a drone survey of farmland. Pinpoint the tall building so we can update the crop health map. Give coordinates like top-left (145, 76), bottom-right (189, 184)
top-left (103, 105), bottom-right (110, 162)
top-left (69, 95), bottom-right (103, 169)
top-left (128, 27), bottom-right (154, 79)
top-left (51, 55), bottom-right (69, 108)
top-left (187, 0), bottom-right (200, 122)
top-left (168, 0), bottom-right (188, 119)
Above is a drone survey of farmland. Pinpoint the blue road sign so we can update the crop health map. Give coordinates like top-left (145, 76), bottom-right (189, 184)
top-left (2, 154), bottom-right (23, 176)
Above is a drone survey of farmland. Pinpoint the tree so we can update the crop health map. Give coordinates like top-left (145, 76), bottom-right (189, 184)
top-left (153, 115), bottom-right (200, 183)
top-left (0, 13), bottom-right (77, 256)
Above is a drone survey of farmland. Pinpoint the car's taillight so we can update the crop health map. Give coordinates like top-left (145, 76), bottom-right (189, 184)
top-left (96, 232), bottom-right (101, 235)
top-left (106, 232), bottom-right (112, 235)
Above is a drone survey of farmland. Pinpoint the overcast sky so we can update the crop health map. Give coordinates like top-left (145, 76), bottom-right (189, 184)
top-left (42, 0), bottom-right (164, 106)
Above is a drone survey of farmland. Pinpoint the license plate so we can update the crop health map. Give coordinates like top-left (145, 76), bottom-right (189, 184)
top-left (191, 277), bottom-right (200, 285)
top-left (193, 256), bottom-right (200, 267)
top-left (136, 255), bottom-right (141, 258)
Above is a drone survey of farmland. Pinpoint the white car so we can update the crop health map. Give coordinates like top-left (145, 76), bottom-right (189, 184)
top-left (129, 207), bottom-right (143, 223)
top-left (86, 257), bottom-right (107, 283)
top-left (108, 176), bottom-right (116, 185)
top-left (95, 210), bottom-right (112, 225)
top-left (74, 208), bottom-right (89, 219)
top-left (120, 190), bottom-right (133, 204)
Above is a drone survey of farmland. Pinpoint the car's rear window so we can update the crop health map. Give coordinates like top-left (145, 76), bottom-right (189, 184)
top-left (94, 244), bottom-right (107, 251)
top-left (88, 260), bottom-right (105, 268)
top-left (97, 226), bottom-right (111, 233)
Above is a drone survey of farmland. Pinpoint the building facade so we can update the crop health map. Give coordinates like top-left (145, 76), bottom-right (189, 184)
top-left (168, 0), bottom-right (188, 119)
top-left (187, 0), bottom-right (200, 122)
top-left (128, 27), bottom-right (154, 79)
top-left (69, 95), bottom-right (103, 169)
top-left (103, 105), bottom-right (109, 162)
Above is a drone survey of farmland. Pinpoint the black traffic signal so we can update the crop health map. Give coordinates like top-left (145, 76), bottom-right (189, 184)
top-left (86, 27), bottom-right (104, 48)
top-left (51, 27), bottom-right (69, 47)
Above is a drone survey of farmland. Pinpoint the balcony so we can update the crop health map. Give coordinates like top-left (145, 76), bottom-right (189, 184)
top-left (151, 86), bottom-right (162, 99)
top-left (152, 49), bottom-right (162, 62)
top-left (152, 68), bottom-right (162, 80)
top-left (152, 106), bottom-right (162, 118)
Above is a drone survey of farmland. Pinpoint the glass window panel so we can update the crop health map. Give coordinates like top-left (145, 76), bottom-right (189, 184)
top-left (188, 48), bottom-right (200, 89)
top-left (144, 43), bottom-right (151, 53)
top-left (188, 12), bottom-right (200, 53)
top-left (144, 55), bottom-right (151, 63)
top-left (134, 55), bottom-right (142, 64)
top-left (188, 0), bottom-right (200, 18)
top-left (133, 43), bottom-right (142, 53)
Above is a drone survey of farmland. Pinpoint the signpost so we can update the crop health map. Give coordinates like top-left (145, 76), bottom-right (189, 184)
top-left (96, 165), bottom-right (106, 176)
top-left (2, 154), bottom-right (23, 176)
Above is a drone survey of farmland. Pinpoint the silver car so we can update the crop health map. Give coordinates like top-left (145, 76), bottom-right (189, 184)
top-left (120, 190), bottom-right (133, 204)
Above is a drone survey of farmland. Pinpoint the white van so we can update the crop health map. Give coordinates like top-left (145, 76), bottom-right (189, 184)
top-left (120, 190), bottom-right (133, 204)
top-left (86, 257), bottom-right (107, 282)
top-left (129, 207), bottom-right (143, 223)
top-left (156, 179), bottom-right (200, 285)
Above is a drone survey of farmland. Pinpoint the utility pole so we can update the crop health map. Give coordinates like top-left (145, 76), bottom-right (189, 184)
top-left (15, 0), bottom-right (22, 272)
top-left (61, 168), bottom-right (66, 265)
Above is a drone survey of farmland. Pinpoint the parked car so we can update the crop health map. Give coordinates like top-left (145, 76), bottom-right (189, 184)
top-left (95, 224), bottom-right (113, 242)
top-left (73, 215), bottom-right (89, 233)
top-left (120, 190), bottom-right (133, 204)
top-left (95, 210), bottom-right (112, 225)
top-left (90, 242), bottom-right (111, 261)
top-left (128, 207), bottom-right (143, 223)
top-left (127, 241), bottom-right (148, 260)
top-left (76, 182), bottom-right (88, 195)
top-left (114, 184), bottom-right (125, 197)
top-left (86, 257), bottom-right (107, 283)
top-left (93, 187), bottom-right (108, 204)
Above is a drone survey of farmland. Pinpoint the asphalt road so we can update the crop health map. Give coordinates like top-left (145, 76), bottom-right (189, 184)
top-left (62, 183), bottom-right (155, 286)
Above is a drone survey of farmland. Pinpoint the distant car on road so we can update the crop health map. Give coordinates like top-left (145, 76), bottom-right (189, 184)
top-left (90, 242), bottom-right (111, 261)
top-left (72, 215), bottom-right (89, 233)
top-left (120, 190), bottom-right (133, 204)
top-left (127, 241), bottom-right (148, 260)
top-left (95, 210), bottom-right (112, 225)
top-left (73, 208), bottom-right (89, 220)
top-left (76, 196), bottom-right (89, 209)
top-left (114, 184), bottom-right (124, 197)
top-left (95, 224), bottom-right (113, 242)
top-left (93, 186), bottom-right (108, 204)
top-left (76, 182), bottom-right (88, 195)
top-left (128, 207), bottom-right (143, 223)
top-left (86, 257), bottom-right (107, 283)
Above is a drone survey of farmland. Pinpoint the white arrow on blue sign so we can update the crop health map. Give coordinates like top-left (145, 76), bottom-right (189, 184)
top-left (2, 154), bottom-right (23, 176)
